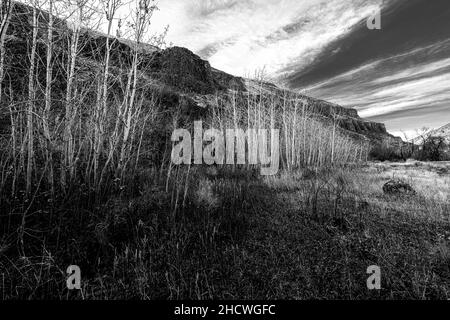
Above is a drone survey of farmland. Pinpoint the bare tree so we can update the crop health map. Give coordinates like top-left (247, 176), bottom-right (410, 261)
top-left (100, 0), bottom-right (121, 111)
top-left (422, 136), bottom-right (447, 161)
top-left (43, 0), bottom-right (56, 195)
top-left (0, 1), bottom-right (15, 195)
top-left (109, 0), bottom-right (158, 180)
top-left (414, 127), bottom-right (431, 145)
top-left (25, 1), bottom-right (40, 195)
top-left (331, 110), bottom-right (341, 164)
top-left (0, 0), bottom-right (14, 103)
top-left (61, 0), bottom-right (97, 186)
top-left (92, 0), bottom-right (122, 183)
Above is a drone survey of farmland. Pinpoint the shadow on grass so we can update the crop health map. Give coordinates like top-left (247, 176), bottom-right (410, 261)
top-left (1, 166), bottom-right (449, 299)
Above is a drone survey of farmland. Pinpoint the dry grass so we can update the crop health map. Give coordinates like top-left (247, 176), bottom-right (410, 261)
top-left (1, 163), bottom-right (449, 300)
top-left (260, 163), bottom-right (450, 299)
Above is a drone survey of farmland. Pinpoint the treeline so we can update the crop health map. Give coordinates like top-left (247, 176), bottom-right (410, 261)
top-left (370, 134), bottom-right (449, 162)
top-left (206, 87), bottom-right (370, 169)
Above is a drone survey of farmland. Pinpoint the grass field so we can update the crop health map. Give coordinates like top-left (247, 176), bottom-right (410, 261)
top-left (1, 161), bottom-right (449, 299)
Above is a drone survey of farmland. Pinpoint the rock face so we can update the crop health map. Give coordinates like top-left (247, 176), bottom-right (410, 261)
top-left (211, 68), bottom-right (247, 92)
top-left (147, 47), bottom-right (219, 94)
top-left (145, 47), bottom-right (247, 94)
top-left (302, 99), bottom-right (394, 143)
top-left (339, 118), bottom-right (386, 134)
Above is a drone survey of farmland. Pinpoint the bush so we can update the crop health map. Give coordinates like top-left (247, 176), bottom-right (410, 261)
top-left (418, 136), bottom-right (449, 161)
top-left (369, 143), bottom-right (403, 161)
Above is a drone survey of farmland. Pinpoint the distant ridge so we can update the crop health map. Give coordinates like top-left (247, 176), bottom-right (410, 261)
top-left (428, 123), bottom-right (450, 143)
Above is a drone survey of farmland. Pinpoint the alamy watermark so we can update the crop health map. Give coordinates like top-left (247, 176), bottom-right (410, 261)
top-left (66, 265), bottom-right (81, 290)
top-left (171, 121), bottom-right (280, 176)
top-left (367, 9), bottom-right (381, 30)
top-left (367, 265), bottom-right (381, 290)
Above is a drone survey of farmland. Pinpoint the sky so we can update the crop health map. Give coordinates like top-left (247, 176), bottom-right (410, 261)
top-left (146, 0), bottom-right (450, 138)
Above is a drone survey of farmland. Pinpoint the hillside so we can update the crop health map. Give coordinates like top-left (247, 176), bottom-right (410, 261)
top-left (429, 123), bottom-right (450, 143)
top-left (0, 1), bottom-right (402, 152)
top-left (412, 123), bottom-right (450, 146)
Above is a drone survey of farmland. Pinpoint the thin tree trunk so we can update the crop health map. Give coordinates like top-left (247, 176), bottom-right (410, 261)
top-left (0, 0), bottom-right (13, 103)
top-left (63, 6), bottom-right (82, 186)
top-left (95, 7), bottom-right (116, 188)
top-left (118, 51), bottom-right (138, 173)
top-left (101, 16), bottom-right (113, 116)
top-left (44, 0), bottom-right (54, 195)
top-left (331, 115), bottom-right (336, 164)
top-left (291, 102), bottom-right (297, 167)
top-left (26, 5), bottom-right (38, 195)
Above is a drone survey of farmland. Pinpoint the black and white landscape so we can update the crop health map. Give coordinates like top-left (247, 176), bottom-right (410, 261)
top-left (0, 0), bottom-right (449, 301)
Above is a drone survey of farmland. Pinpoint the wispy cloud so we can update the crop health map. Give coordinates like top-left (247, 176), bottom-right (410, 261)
top-left (302, 42), bottom-right (450, 133)
top-left (149, 0), bottom-right (450, 134)
top-left (153, 0), bottom-right (382, 77)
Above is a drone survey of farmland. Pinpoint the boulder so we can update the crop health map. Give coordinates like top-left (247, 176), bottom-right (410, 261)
top-left (146, 47), bottom-right (217, 94)
top-left (382, 180), bottom-right (416, 195)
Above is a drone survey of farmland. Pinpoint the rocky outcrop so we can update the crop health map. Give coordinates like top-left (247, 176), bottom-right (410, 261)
top-left (146, 47), bottom-right (218, 94)
top-left (141, 46), bottom-right (247, 94)
top-left (338, 118), bottom-right (385, 134)
top-left (211, 68), bottom-right (247, 92)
